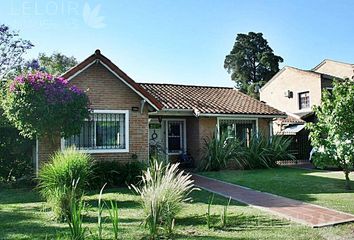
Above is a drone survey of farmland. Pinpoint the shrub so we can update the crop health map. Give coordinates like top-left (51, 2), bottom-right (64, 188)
top-left (89, 161), bottom-right (146, 189)
top-left (131, 162), bottom-right (197, 239)
top-left (38, 148), bottom-right (93, 220)
top-left (2, 72), bottom-right (90, 139)
top-left (243, 134), bottom-right (295, 168)
top-left (0, 124), bottom-right (34, 184)
top-left (200, 133), bottom-right (245, 171)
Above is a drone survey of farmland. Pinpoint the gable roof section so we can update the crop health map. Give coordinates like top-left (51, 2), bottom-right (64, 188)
top-left (62, 50), bottom-right (163, 110)
top-left (312, 59), bottom-right (354, 72)
top-left (139, 83), bottom-right (285, 117)
top-left (260, 66), bottom-right (337, 92)
top-left (312, 59), bottom-right (354, 79)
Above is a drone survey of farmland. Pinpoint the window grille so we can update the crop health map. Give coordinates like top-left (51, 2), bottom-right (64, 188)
top-left (64, 112), bottom-right (126, 150)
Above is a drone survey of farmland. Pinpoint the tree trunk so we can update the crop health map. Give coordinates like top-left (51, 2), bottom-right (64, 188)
top-left (344, 170), bottom-right (351, 190)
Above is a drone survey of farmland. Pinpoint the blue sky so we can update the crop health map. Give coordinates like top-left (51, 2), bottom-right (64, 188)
top-left (1, 0), bottom-right (354, 87)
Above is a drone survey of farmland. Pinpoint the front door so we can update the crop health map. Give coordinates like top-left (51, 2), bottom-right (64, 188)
top-left (166, 120), bottom-right (185, 154)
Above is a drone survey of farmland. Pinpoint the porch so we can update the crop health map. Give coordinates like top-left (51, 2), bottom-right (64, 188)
top-left (148, 115), bottom-right (266, 167)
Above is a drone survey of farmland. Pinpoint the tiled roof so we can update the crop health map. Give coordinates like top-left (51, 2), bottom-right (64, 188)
top-left (278, 115), bottom-right (305, 124)
top-left (139, 83), bottom-right (285, 116)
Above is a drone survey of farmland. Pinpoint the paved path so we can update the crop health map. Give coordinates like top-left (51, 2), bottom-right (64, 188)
top-left (193, 174), bottom-right (354, 228)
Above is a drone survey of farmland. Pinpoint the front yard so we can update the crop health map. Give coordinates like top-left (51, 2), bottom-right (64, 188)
top-left (200, 167), bottom-right (354, 214)
top-left (1, 168), bottom-right (354, 240)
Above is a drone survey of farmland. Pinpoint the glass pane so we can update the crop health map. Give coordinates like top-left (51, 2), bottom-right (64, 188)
top-left (96, 121), bottom-right (121, 147)
top-left (220, 123), bottom-right (236, 139)
top-left (65, 113), bottom-right (126, 150)
top-left (168, 122), bottom-right (182, 152)
top-left (65, 121), bottom-right (94, 149)
top-left (236, 123), bottom-right (254, 146)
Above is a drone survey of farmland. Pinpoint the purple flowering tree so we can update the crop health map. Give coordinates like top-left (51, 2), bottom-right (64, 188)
top-left (2, 72), bottom-right (90, 139)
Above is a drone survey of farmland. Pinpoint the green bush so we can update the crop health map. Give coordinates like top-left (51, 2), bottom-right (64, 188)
top-left (242, 134), bottom-right (295, 168)
top-left (89, 160), bottom-right (146, 189)
top-left (200, 132), bottom-right (294, 171)
top-left (0, 125), bottom-right (34, 184)
top-left (200, 133), bottom-right (245, 171)
top-left (37, 148), bottom-right (93, 221)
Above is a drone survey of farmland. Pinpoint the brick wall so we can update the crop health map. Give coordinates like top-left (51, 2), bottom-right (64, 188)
top-left (38, 63), bottom-right (149, 165)
top-left (260, 67), bottom-right (322, 113)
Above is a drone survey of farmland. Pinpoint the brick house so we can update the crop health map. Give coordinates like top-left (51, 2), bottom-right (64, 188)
top-left (259, 59), bottom-right (353, 159)
top-left (35, 50), bottom-right (285, 173)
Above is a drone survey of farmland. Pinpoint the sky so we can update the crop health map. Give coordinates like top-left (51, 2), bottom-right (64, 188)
top-left (1, 0), bottom-right (354, 87)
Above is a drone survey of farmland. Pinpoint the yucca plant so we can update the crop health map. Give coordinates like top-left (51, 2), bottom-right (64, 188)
top-left (200, 133), bottom-right (245, 171)
top-left (108, 200), bottom-right (119, 240)
top-left (37, 147), bottom-right (93, 221)
top-left (242, 134), bottom-right (295, 168)
top-left (67, 179), bottom-right (86, 240)
top-left (131, 161), bottom-right (198, 239)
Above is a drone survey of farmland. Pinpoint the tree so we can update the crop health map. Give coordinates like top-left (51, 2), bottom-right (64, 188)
top-left (2, 72), bottom-right (90, 139)
top-left (25, 52), bottom-right (77, 76)
top-left (224, 32), bottom-right (283, 98)
top-left (307, 79), bottom-right (354, 189)
top-left (0, 24), bottom-right (33, 80)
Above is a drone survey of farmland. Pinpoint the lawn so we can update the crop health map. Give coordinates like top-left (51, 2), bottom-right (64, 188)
top-left (1, 186), bottom-right (351, 240)
top-left (199, 167), bottom-right (354, 214)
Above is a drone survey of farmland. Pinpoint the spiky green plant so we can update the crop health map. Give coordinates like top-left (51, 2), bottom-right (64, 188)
top-left (201, 133), bottom-right (245, 171)
top-left (67, 179), bottom-right (86, 240)
top-left (243, 134), bottom-right (295, 168)
top-left (108, 200), bottom-right (119, 240)
top-left (37, 147), bottom-right (93, 221)
top-left (206, 194), bottom-right (214, 229)
top-left (221, 197), bottom-right (232, 228)
top-left (97, 183), bottom-right (107, 240)
top-left (131, 161), bottom-right (198, 239)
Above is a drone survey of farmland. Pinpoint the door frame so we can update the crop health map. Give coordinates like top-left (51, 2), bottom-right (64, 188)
top-left (165, 119), bottom-right (187, 155)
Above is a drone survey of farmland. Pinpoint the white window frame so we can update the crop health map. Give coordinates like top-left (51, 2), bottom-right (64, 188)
top-left (165, 119), bottom-right (187, 155)
top-left (61, 110), bottom-right (130, 153)
top-left (216, 117), bottom-right (259, 140)
top-left (298, 91), bottom-right (310, 110)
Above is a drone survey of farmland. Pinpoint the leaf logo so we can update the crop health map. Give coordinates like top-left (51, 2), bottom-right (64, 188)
top-left (82, 2), bottom-right (106, 29)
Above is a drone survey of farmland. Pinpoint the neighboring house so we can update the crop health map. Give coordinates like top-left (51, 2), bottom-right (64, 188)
top-left (259, 59), bottom-right (354, 159)
top-left (35, 50), bottom-right (285, 173)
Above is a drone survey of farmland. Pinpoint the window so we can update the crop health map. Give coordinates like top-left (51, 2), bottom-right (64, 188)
top-left (64, 110), bottom-right (129, 152)
top-left (166, 120), bottom-right (185, 154)
top-left (299, 91), bottom-right (310, 110)
top-left (219, 119), bottom-right (257, 146)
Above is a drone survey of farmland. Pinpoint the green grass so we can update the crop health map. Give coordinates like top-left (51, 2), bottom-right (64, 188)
top-left (199, 167), bottom-right (354, 214)
top-left (1, 186), bottom-right (352, 239)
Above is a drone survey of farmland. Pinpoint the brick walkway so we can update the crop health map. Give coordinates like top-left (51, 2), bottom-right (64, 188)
top-left (193, 174), bottom-right (354, 227)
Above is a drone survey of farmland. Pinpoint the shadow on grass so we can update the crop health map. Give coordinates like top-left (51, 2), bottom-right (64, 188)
top-left (0, 188), bottom-right (42, 204)
top-left (0, 207), bottom-right (67, 239)
top-left (177, 213), bottom-right (288, 230)
top-left (85, 199), bottom-right (140, 209)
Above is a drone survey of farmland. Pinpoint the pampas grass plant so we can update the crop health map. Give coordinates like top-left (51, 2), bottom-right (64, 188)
top-left (131, 161), bottom-right (198, 239)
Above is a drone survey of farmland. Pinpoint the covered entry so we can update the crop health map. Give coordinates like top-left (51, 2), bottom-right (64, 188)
top-left (148, 118), bottom-right (187, 162)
